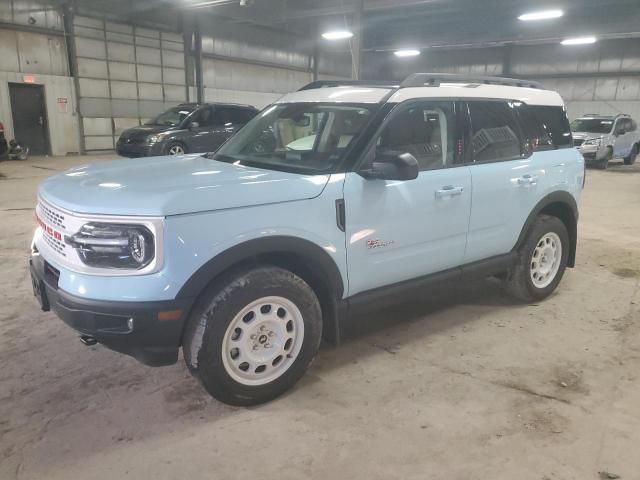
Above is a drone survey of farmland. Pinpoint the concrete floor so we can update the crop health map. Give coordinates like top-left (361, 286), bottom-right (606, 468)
top-left (1, 154), bottom-right (639, 480)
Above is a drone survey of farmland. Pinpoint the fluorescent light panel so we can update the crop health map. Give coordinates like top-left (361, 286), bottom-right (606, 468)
top-left (322, 30), bottom-right (354, 40)
top-left (394, 49), bottom-right (421, 57)
top-left (518, 9), bottom-right (564, 21)
top-left (561, 36), bottom-right (597, 45)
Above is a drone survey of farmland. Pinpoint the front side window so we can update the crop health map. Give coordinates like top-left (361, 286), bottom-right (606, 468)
top-left (192, 107), bottom-right (217, 127)
top-left (468, 101), bottom-right (522, 162)
top-left (146, 106), bottom-right (196, 127)
top-left (211, 103), bottom-right (374, 174)
top-left (375, 101), bottom-right (457, 171)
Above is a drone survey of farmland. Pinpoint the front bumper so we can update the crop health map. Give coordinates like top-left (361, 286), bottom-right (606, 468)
top-left (577, 144), bottom-right (608, 162)
top-left (30, 253), bottom-right (193, 366)
top-left (116, 141), bottom-right (163, 158)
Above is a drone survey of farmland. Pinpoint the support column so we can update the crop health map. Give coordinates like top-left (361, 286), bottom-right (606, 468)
top-left (351, 0), bottom-right (364, 80)
top-left (502, 43), bottom-right (513, 77)
top-left (62, 2), bottom-right (85, 154)
top-left (194, 23), bottom-right (204, 104)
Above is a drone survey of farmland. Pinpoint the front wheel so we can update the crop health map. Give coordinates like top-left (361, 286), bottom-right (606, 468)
top-left (594, 147), bottom-right (612, 169)
top-left (165, 142), bottom-right (187, 155)
top-left (624, 144), bottom-right (638, 165)
top-left (183, 266), bottom-right (322, 406)
top-left (506, 215), bottom-right (569, 302)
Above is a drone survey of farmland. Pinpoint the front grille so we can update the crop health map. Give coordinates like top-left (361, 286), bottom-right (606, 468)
top-left (573, 139), bottom-right (584, 147)
top-left (43, 232), bottom-right (67, 257)
top-left (39, 201), bottom-right (66, 229)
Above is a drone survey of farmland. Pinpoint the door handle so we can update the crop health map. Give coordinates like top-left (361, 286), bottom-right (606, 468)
top-left (435, 185), bottom-right (464, 198)
top-left (517, 174), bottom-right (538, 186)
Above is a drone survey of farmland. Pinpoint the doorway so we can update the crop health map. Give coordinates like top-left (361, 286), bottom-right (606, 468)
top-left (8, 83), bottom-right (51, 156)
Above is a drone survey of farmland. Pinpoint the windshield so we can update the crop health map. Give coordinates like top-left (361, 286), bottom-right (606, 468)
top-left (210, 103), bottom-right (375, 174)
top-left (146, 106), bottom-right (196, 126)
top-left (570, 118), bottom-right (614, 134)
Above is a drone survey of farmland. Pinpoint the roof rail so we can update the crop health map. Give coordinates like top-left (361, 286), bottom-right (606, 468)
top-left (298, 80), bottom-right (399, 91)
top-left (400, 73), bottom-right (544, 89)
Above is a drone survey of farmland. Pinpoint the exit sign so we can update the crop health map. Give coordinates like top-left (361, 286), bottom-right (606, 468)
top-left (23, 74), bottom-right (35, 83)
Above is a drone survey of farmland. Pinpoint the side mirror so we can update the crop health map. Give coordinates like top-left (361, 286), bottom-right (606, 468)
top-left (189, 121), bottom-right (200, 129)
top-left (360, 151), bottom-right (419, 181)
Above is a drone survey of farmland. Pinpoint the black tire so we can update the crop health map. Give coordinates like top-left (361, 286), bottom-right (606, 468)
top-left (624, 144), bottom-right (638, 165)
top-left (165, 141), bottom-right (187, 156)
top-left (183, 266), bottom-right (322, 406)
top-left (594, 147), bottom-right (612, 170)
top-left (506, 215), bottom-right (569, 302)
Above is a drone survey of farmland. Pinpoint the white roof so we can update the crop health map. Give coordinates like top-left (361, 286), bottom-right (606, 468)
top-left (276, 83), bottom-right (564, 107)
top-left (276, 87), bottom-right (391, 104)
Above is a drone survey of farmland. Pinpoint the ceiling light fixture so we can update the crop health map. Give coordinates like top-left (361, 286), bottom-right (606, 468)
top-left (321, 30), bottom-right (354, 40)
top-left (561, 36), bottom-right (597, 45)
top-left (518, 9), bottom-right (564, 21)
top-left (394, 49), bottom-right (421, 57)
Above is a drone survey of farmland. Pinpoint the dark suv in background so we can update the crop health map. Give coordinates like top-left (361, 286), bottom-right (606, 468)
top-left (116, 102), bottom-right (258, 158)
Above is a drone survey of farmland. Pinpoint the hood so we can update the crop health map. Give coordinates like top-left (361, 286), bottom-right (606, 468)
top-left (120, 125), bottom-right (176, 142)
top-left (572, 131), bottom-right (608, 141)
top-left (38, 154), bottom-right (331, 217)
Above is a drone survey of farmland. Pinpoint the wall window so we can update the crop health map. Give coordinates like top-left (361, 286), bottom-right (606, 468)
top-left (376, 101), bottom-right (457, 171)
top-left (529, 106), bottom-right (572, 148)
top-left (514, 103), bottom-right (554, 152)
top-left (468, 101), bottom-right (522, 162)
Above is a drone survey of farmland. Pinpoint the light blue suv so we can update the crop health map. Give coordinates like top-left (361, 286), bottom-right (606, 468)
top-left (30, 74), bottom-right (585, 405)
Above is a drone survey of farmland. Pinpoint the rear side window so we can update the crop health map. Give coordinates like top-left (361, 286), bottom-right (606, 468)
top-left (514, 103), bottom-right (554, 152)
top-left (229, 108), bottom-right (256, 124)
top-left (528, 106), bottom-right (572, 148)
top-left (467, 101), bottom-right (522, 162)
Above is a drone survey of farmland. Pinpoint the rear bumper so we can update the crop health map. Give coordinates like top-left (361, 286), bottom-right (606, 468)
top-left (30, 254), bottom-right (193, 366)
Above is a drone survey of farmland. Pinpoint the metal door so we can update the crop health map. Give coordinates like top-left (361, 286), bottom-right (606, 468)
top-left (9, 83), bottom-right (50, 156)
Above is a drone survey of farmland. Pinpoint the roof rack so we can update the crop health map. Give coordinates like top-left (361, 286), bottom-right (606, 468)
top-left (298, 80), bottom-right (399, 91)
top-left (400, 73), bottom-right (544, 89)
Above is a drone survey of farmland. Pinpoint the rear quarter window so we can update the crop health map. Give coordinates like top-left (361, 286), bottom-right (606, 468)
top-left (528, 106), bottom-right (572, 149)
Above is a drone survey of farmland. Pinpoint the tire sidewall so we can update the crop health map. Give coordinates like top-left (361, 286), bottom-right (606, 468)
top-left (165, 142), bottom-right (186, 155)
top-left (520, 216), bottom-right (569, 300)
top-left (191, 267), bottom-right (322, 405)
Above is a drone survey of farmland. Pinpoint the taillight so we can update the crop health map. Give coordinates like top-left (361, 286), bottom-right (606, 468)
top-left (0, 122), bottom-right (4, 133)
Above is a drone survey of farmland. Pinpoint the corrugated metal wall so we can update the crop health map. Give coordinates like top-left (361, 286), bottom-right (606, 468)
top-left (0, 1), bottom-right (79, 155)
top-left (72, 16), bottom-right (187, 151)
top-left (371, 39), bottom-right (640, 120)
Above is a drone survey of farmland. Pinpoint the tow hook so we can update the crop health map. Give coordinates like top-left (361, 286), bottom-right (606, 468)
top-left (80, 335), bottom-right (98, 346)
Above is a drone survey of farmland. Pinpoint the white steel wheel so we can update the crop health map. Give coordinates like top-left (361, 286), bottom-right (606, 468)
top-left (168, 144), bottom-right (185, 155)
top-left (221, 296), bottom-right (305, 386)
top-left (530, 232), bottom-right (562, 289)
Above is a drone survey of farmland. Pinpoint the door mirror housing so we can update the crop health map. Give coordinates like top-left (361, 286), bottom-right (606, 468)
top-left (360, 151), bottom-right (419, 181)
top-left (189, 121), bottom-right (200, 129)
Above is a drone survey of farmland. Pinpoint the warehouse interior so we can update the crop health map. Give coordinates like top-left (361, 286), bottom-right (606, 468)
top-left (1, 0), bottom-right (640, 479)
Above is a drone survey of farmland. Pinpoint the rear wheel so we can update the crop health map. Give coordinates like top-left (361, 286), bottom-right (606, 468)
top-left (183, 266), bottom-right (322, 406)
top-left (506, 215), bottom-right (569, 302)
top-left (624, 144), bottom-right (638, 165)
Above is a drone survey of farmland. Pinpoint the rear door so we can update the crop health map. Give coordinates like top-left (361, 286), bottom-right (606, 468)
top-left (226, 107), bottom-right (257, 139)
top-left (463, 100), bottom-right (545, 263)
top-left (344, 100), bottom-right (472, 296)
top-left (614, 118), bottom-right (634, 158)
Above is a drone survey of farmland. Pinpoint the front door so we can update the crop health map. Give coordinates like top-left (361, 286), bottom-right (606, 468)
top-left (344, 100), bottom-right (472, 296)
top-left (9, 83), bottom-right (50, 155)
top-left (188, 106), bottom-right (221, 153)
top-left (613, 118), bottom-right (635, 158)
